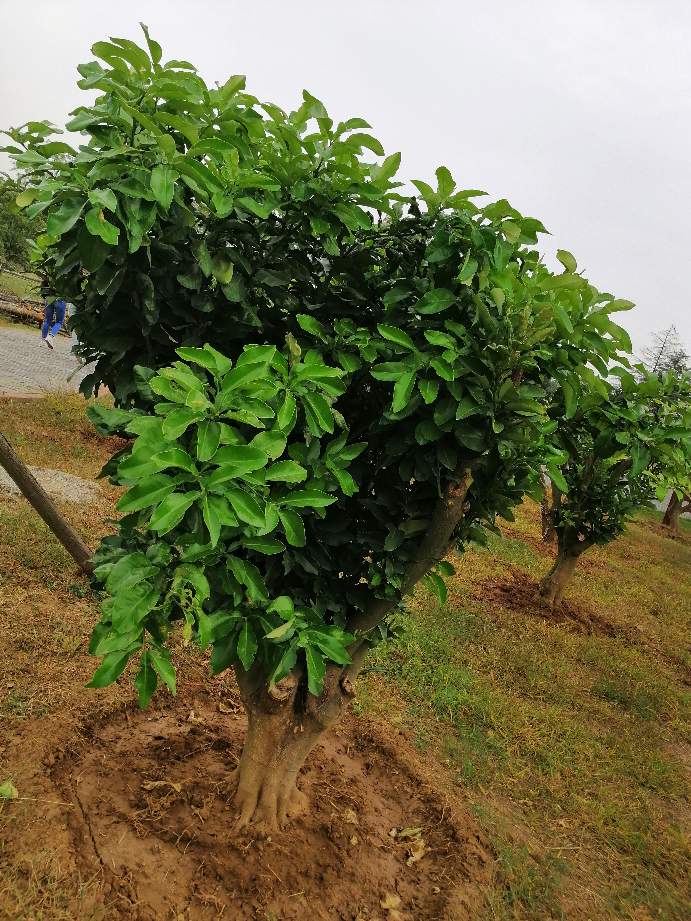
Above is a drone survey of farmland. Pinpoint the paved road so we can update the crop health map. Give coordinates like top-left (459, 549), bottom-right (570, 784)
top-left (0, 326), bottom-right (93, 396)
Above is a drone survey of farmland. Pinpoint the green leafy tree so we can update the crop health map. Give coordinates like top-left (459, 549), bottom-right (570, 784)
top-left (540, 369), bottom-right (691, 604)
top-left (639, 327), bottom-right (691, 531)
top-left (0, 173), bottom-right (40, 271)
top-left (4, 28), bottom-right (633, 829)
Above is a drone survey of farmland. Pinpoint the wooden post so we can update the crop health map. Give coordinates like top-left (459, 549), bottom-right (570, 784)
top-left (0, 432), bottom-right (94, 574)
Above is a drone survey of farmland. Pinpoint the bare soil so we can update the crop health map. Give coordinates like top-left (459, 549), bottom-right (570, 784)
top-left (5, 680), bottom-right (492, 921)
top-left (479, 567), bottom-right (621, 638)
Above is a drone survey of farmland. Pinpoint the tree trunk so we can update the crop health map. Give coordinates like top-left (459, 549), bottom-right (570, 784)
top-left (232, 664), bottom-right (355, 831)
top-left (538, 547), bottom-right (580, 606)
top-left (662, 492), bottom-right (682, 532)
top-left (0, 433), bottom-right (94, 574)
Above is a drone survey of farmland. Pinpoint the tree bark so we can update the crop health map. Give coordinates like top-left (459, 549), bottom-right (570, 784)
top-left (0, 432), bottom-right (94, 574)
top-left (662, 492), bottom-right (683, 533)
top-left (538, 549), bottom-right (580, 605)
top-left (232, 664), bottom-right (355, 831)
top-left (538, 525), bottom-right (589, 606)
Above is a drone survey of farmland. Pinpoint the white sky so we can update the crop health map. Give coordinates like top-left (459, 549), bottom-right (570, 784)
top-left (1, 0), bottom-right (689, 354)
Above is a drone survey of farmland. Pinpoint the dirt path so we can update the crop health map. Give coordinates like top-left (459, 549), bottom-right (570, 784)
top-left (0, 325), bottom-right (92, 396)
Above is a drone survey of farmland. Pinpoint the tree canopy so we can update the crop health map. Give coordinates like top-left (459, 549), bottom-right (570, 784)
top-left (5, 26), bottom-right (678, 828)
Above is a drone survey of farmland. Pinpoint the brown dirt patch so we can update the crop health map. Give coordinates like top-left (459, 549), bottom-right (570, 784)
top-left (24, 688), bottom-right (493, 921)
top-left (645, 521), bottom-right (690, 544)
top-left (479, 568), bottom-right (621, 638)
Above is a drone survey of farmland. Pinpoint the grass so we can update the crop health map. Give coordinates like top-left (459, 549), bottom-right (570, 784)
top-left (362, 502), bottom-right (691, 921)
top-left (0, 270), bottom-right (40, 299)
top-left (0, 393), bottom-right (689, 920)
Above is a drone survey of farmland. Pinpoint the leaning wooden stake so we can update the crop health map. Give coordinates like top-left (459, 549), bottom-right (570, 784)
top-left (0, 432), bottom-right (94, 574)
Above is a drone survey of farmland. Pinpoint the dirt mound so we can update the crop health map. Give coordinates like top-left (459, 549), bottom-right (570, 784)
top-left (49, 693), bottom-right (492, 921)
top-left (480, 568), bottom-right (620, 638)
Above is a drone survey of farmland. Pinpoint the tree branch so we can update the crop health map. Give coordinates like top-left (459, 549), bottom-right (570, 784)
top-left (347, 466), bottom-right (473, 637)
top-left (0, 433), bottom-right (94, 575)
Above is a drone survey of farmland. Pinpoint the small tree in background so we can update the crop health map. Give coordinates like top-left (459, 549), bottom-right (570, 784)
top-left (4, 28), bottom-right (635, 829)
top-left (540, 370), bottom-right (691, 604)
top-left (639, 326), bottom-right (691, 532)
top-left (0, 173), bottom-right (40, 272)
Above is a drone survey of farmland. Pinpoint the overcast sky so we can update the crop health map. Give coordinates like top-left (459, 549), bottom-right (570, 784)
top-left (2, 0), bottom-right (689, 354)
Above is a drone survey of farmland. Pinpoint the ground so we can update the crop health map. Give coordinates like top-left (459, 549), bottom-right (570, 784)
top-left (0, 322), bottom-right (89, 397)
top-left (0, 392), bottom-right (689, 920)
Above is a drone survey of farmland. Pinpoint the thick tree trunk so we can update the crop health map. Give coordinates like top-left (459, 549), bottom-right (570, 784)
top-left (0, 432), bottom-right (94, 574)
top-left (662, 492), bottom-right (682, 532)
top-left (538, 545), bottom-right (581, 606)
top-left (232, 665), bottom-right (355, 831)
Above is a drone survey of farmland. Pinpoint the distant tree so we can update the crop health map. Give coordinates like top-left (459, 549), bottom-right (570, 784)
top-left (540, 370), bottom-right (691, 604)
top-left (641, 326), bottom-right (690, 376)
top-left (0, 173), bottom-right (37, 271)
top-left (640, 327), bottom-right (691, 532)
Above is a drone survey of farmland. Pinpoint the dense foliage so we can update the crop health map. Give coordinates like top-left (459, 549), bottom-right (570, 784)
top-left (546, 370), bottom-right (691, 552)
top-left (0, 173), bottom-right (39, 270)
top-left (4, 28), bottom-right (642, 699)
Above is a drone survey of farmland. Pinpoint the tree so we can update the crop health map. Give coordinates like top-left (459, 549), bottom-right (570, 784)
top-left (3, 27), bottom-right (633, 829)
top-left (640, 326), bottom-right (690, 376)
top-left (539, 370), bottom-right (691, 605)
top-left (639, 327), bottom-right (691, 533)
top-left (0, 173), bottom-right (39, 271)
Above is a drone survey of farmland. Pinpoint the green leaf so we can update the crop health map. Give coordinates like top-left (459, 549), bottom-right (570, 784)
top-left (226, 487), bottom-right (266, 527)
top-left (116, 474), bottom-right (178, 513)
top-left (346, 132), bottom-right (385, 155)
top-left (150, 647), bottom-right (176, 695)
top-left (196, 420), bottom-right (221, 462)
top-left (105, 552), bottom-right (157, 594)
top-left (435, 165), bottom-right (455, 199)
top-left (302, 391), bottom-right (334, 434)
top-left (297, 314), bottom-right (328, 339)
top-left (0, 779), bottom-right (19, 800)
top-left (556, 249), bottom-right (577, 273)
top-left (85, 206), bottom-right (119, 244)
top-left (546, 466), bottom-right (569, 494)
top-left (457, 256), bottom-right (478, 284)
top-left (418, 378), bottom-right (440, 404)
top-left (377, 324), bottom-right (416, 351)
top-left (87, 646), bottom-right (137, 688)
top-left (553, 304), bottom-right (574, 336)
top-left (264, 618), bottom-right (296, 642)
top-left (265, 460), bottom-right (308, 483)
top-left (228, 557), bottom-right (268, 601)
top-left (148, 491), bottom-right (200, 533)
top-left (134, 651), bottom-right (158, 707)
top-left (151, 164), bottom-right (176, 209)
top-left (211, 252), bottom-right (234, 284)
top-left (161, 407), bottom-right (201, 439)
top-left (236, 621), bottom-right (258, 670)
top-left (415, 288), bottom-right (456, 315)
top-left (152, 447), bottom-right (197, 473)
top-left (210, 445), bottom-right (269, 474)
top-left (250, 430), bottom-right (286, 460)
top-left (279, 508), bottom-right (306, 546)
top-left (307, 628), bottom-right (353, 665)
top-left (89, 187), bottom-right (117, 212)
top-left (281, 489), bottom-right (337, 508)
top-left (46, 196), bottom-right (85, 236)
top-left (242, 536), bottom-right (285, 554)
top-left (392, 371), bottom-right (416, 413)
top-left (304, 644), bottom-right (326, 696)
top-left (267, 596), bottom-right (294, 618)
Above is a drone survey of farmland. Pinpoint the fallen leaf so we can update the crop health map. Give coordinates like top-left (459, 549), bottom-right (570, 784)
top-left (343, 808), bottom-right (359, 825)
top-left (397, 825), bottom-right (422, 839)
top-left (218, 701), bottom-right (238, 714)
top-left (380, 892), bottom-right (402, 910)
top-left (406, 837), bottom-right (427, 866)
top-left (388, 827), bottom-right (399, 838)
top-left (142, 780), bottom-right (182, 793)
top-left (350, 835), bottom-right (359, 845)
top-left (0, 779), bottom-right (18, 800)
